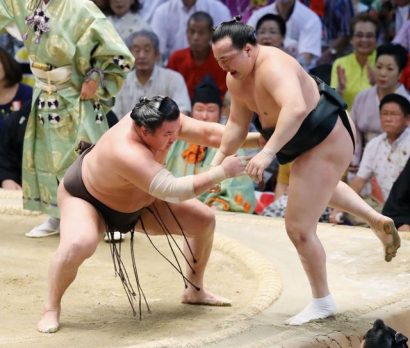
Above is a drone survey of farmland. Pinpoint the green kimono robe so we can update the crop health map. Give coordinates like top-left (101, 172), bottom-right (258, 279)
top-left (166, 140), bottom-right (256, 213)
top-left (0, 0), bottom-right (134, 217)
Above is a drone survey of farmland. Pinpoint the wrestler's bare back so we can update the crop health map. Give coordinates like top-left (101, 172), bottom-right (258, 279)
top-left (228, 46), bottom-right (320, 127)
top-left (81, 115), bottom-right (164, 212)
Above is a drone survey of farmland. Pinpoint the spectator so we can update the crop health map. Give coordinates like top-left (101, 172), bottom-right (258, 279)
top-left (223, 0), bottom-right (275, 22)
top-left (166, 76), bottom-right (256, 213)
top-left (167, 11), bottom-right (227, 99)
top-left (247, 0), bottom-right (322, 70)
top-left (151, 0), bottom-right (231, 60)
top-left (348, 94), bottom-right (410, 215)
top-left (392, 0), bottom-right (410, 35)
top-left (113, 30), bottom-right (191, 118)
top-left (255, 13), bottom-right (287, 50)
top-left (351, 43), bottom-right (409, 168)
top-left (318, 0), bottom-right (355, 65)
top-left (0, 0), bottom-right (134, 237)
top-left (139, 0), bottom-right (167, 25)
top-left (0, 48), bottom-right (32, 131)
top-left (106, 0), bottom-right (150, 42)
top-left (331, 13), bottom-right (378, 110)
top-left (0, 99), bottom-right (30, 190)
top-left (362, 319), bottom-right (408, 348)
top-left (382, 156), bottom-right (410, 232)
top-left (392, 20), bottom-right (410, 91)
top-left (393, 19), bottom-right (410, 51)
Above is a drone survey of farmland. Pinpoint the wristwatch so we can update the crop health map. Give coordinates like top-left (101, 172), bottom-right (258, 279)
top-left (330, 48), bottom-right (337, 56)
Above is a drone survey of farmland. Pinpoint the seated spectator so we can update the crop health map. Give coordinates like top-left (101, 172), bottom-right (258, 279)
top-left (0, 99), bottom-right (30, 190)
top-left (392, 0), bottom-right (410, 35)
top-left (151, 0), bottom-right (231, 60)
top-left (382, 156), bottom-right (410, 232)
top-left (0, 48), bottom-right (32, 130)
top-left (106, 0), bottom-right (150, 42)
top-left (247, 0), bottom-right (322, 70)
top-left (393, 20), bottom-right (410, 51)
top-left (392, 20), bottom-right (410, 91)
top-left (139, 0), bottom-right (167, 25)
top-left (167, 11), bottom-right (227, 99)
top-left (331, 13), bottom-right (378, 110)
top-left (351, 43), bottom-right (409, 168)
top-left (368, 0), bottom-right (395, 43)
top-left (342, 94), bottom-right (410, 222)
top-left (166, 76), bottom-right (256, 213)
top-left (113, 30), bottom-right (191, 118)
top-left (255, 13), bottom-right (287, 50)
top-left (317, 0), bottom-right (355, 65)
top-left (91, 0), bottom-right (110, 13)
top-left (224, 0), bottom-right (275, 22)
top-left (362, 319), bottom-right (408, 348)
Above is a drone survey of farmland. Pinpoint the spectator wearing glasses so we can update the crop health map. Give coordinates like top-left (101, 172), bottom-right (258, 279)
top-left (331, 13), bottom-right (378, 110)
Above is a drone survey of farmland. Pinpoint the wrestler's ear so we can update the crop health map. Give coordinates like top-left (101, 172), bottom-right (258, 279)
top-left (140, 126), bottom-right (150, 137)
top-left (244, 44), bottom-right (253, 57)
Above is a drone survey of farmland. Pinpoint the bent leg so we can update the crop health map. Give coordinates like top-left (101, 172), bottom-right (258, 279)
top-left (37, 184), bottom-right (105, 333)
top-left (139, 199), bottom-right (230, 306)
top-left (329, 181), bottom-right (400, 262)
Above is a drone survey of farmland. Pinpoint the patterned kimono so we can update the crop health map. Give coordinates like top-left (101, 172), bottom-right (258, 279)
top-left (166, 140), bottom-right (256, 213)
top-left (0, 0), bottom-right (134, 217)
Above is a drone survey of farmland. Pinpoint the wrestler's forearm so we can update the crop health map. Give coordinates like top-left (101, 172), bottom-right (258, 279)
top-left (242, 132), bottom-right (262, 148)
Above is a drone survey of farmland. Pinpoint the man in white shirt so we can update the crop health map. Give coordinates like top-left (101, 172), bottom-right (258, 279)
top-left (350, 93), bottom-right (410, 204)
top-left (247, 0), bottom-right (322, 70)
top-left (151, 0), bottom-right (231, 60)
top-left (113, 30), bottom-right (191, 118)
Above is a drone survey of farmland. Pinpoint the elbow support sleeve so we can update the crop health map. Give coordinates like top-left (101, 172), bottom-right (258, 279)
top-left (148, 166), bottom-right (227, 203)
top-left (148, 168), bottom-right (195, 203)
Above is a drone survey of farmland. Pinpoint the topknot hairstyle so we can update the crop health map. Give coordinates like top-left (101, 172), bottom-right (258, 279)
top-left (363, 319), bottom-right (408, 348)
top-left (130, 96), bottom-right (180, 133)
top-left (212, 15), bottom-right (257, 50)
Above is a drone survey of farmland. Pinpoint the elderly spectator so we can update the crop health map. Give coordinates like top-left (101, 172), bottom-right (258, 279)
top-left (167, 11), bottom-right (227, 99)
top-left (113, 30), bottom-right (191, 118)
top-left (247, 0), bottom-right (322, 70)
top-left (151, 0), bottom-right (231, 60)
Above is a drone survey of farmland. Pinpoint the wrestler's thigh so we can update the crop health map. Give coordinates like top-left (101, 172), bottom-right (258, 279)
top-left (138, 198), bottom-right (215, 236)
top-left (58, 183), bottom-right (105, 247)
top-left (286, 119), bottom-right (352, 229)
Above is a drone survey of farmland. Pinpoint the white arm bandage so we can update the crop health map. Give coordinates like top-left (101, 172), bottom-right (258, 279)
top-left (148, 166), bottom-right (227, 203)
top-left (149, 168), bottom-right (195, 203)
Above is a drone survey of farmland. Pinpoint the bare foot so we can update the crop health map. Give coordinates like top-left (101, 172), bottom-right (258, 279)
top-left (369, 214), bottom-right (401, 262)
top-left (181, 288), bottom-right (231, 306)
top-left (37, 309), bottom-right (60, 333)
